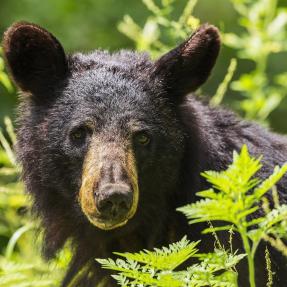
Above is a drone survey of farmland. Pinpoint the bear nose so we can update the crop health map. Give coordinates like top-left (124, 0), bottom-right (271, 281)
top-left (95, 185), bottom-right (133, 219)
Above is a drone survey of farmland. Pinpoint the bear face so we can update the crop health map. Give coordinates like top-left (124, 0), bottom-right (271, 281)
top-left (23, 54), bottom-right (186, 231)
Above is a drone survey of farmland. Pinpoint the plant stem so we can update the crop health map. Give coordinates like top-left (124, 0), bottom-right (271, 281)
top-left (240, 228), bottom-right (256, 287)
top-left (264, 0), bottom-right (277, 28)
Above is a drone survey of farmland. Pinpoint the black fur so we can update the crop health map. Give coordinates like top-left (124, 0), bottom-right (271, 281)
top-left (2, 22), bottom-right (287, 286)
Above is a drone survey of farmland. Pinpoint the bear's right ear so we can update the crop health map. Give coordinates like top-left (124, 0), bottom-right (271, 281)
top-left (2, 22), bottom-right (67, 95)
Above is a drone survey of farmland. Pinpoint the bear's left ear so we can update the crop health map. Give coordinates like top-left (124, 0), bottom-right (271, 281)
top-left (2, 22), bottom-right (67, 95)
top-left (153, 24), bottom-right (220, 96)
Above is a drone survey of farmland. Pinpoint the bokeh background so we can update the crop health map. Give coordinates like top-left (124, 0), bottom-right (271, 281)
top-left (0, 0), bottom-right (286, 132)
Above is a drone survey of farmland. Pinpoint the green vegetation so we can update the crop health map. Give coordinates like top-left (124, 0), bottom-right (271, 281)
top-left (98, 238), bottom-right (244, 287)
top-left (0, 0), bottom-right (287, 286)
top-left (118, 0), bottom-right (200, 57)
top-left (224, 0), bottom-right (287, 121)
top-left (0, 49), bottom-right (13, 93)
top-left (179, 146), bottom-right (287, 287)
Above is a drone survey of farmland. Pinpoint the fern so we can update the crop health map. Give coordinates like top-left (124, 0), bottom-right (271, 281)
top-left (97, 237), bottom-right (243, 287)
top-left (178, 145), bottom-right (287, 287)
top-left (0, 255), bottom-right (67, 287)
top-left (113, 237), bottom-right (199, 271)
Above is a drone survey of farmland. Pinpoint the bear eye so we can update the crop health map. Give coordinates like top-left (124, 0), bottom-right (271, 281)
top-left (70, 126), bottom-right (89, 143)
top-left (134, 131), bottom-right (151, 146)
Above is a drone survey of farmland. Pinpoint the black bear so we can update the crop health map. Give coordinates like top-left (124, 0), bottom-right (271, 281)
top-left (2, 22), bottom-right (287, 287)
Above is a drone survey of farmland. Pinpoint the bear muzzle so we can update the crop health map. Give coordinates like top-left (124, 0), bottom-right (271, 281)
top-left (78, 138), bottom-right (139, 230)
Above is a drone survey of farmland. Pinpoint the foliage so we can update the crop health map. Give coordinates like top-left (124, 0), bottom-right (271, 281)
top-left (223, 0), bottom-right (287, 121)
top-left (211, 58), bottom-right (237, 107)
top-left (118, 0), bottom-right (200, 58)
top-left (178, 145), bottom-right (287, 287)
top-left (0, 49), bottom-right (13, 93)
top-left (97, 237), bottom-right (244, 287)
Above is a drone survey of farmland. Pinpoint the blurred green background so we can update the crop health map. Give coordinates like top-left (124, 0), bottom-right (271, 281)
top-left (0, 0), bottom-right (286, 132)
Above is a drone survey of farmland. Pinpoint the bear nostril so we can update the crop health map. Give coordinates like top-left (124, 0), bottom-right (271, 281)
top-left (120, 200), bottom-right (129, 211)
top-left (95, 186), bottom-right (133, 219)
top-left (98, 200), bottom-right (113, 214)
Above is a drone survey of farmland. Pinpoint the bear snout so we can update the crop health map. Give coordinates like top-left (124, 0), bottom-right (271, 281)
top-left (95, 184), bottom-right (133, 220)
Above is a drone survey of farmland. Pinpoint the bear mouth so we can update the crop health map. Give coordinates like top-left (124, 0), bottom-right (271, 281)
top-left (87, 214), bottom-right (130, 230)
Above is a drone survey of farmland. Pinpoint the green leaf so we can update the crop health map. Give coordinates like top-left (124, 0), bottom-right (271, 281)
top-left (113, 237), bottom-right (199, 271)
top-left (253, 164), bottom-right (287, 199)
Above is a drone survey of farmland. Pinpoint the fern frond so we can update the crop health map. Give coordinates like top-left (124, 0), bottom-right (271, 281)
top-left (177, 145), bottom-right (287, 287)
top-left (253, 164), bottom-right (287, 199)
top-left (97, 240), bottom-right (243, 287)
top-left (201, 146), bottom-right (262, 198)
top-left (101, 237), bottom-right (199, 271)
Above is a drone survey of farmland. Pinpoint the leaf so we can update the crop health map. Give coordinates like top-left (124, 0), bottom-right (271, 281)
top-left (0, 128), bottom-right (16, 166)
top-left (267, 10), bottom-right (287, 35)
top-left (113, 237), bottom-right (199, 271)
top-left (253, 164), bottom-right (287, 199)
top-left (97, 240), bottom-right (243, 287)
